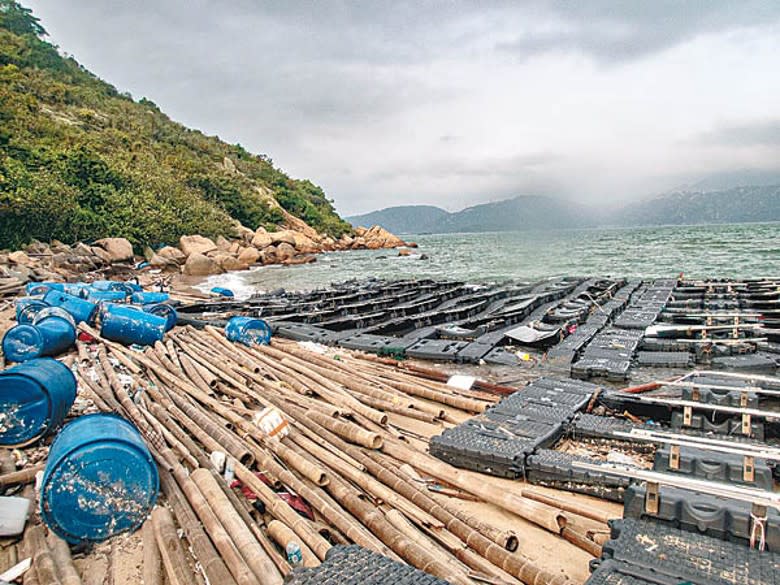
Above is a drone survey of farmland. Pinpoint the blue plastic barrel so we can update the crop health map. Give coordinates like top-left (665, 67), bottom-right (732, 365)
top-left (211, 287), bottom-right (235, 298)
top-left (15, 297), bottom-right (49, 324)
top-left (2, 308), bottom-right (76, 362)
top-left (25, 282), bottom-right (64, 296)
top-left (225, 316), bottom-right (272, 346)
top-left (130, 291), bottom-right (169, 304)
top-left (0, 358), bottom-right (77, 446)
top-left (100, 305), bottom-right (166, 346)
top-left (62, 284), bottom-right (90, 298)
top-left (40, 413), bottom-right (159, 543)
top-left (87, 289), bottom-right (128, 303)
top-left (43, 290), bottom-right (97, 324)
top-left (89, 280), bottom-right (130, 292)
top-left (142, 303), bottom-right (177, 331)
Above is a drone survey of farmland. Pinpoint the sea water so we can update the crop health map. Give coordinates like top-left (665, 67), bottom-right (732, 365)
top-left (203, 222), bottom-right (780, 297)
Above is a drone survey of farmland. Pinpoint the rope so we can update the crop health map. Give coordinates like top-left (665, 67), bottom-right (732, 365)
top-left (750, 510), bottom-right (767, 551)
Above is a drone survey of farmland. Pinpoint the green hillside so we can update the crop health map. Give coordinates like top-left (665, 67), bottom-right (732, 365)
top-left (0, 1), bottom-right (351, 250)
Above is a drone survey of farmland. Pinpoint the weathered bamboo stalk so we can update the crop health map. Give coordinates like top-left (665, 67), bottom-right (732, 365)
top-left (190, 469), bottom-right (283, 585)
top-left (305, 410), bottom-right (383, 449)
top-left (158, 470), bottom-right (238, 585)
top-left (141, 519), bottom-right (163, 585)
top-left (523, 488), bottom-right (611, 525)
top-left (234, 463), bottom-right (332, 560)
top-left (265, 520), bottom-right (319, 568)
top-left (28, 525), bottom-right (61, 585)
top-left (253, 344), bottom-right (388, 425)
top-left (0, 465), bottom-right (45, 487)
top-left (287, 432), bottom-right (443, 530)
top-left (169, 462), bottom-right (260, 585)
top-left (287, 404), bottom-right (562, 585)
top-left (383, 508), bottom-right (471, 578)
top-left (46, 533), bottom-right (81, 585)
top-left (207, 469), bottom-right (292, 577)
top-left (152, 507), bottom-right (196, 585)
top-left (178, 353), bottom-right (214, 394)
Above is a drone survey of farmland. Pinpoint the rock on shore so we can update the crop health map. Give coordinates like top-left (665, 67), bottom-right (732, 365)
top-left (0, 220), bottom-right (412, 282)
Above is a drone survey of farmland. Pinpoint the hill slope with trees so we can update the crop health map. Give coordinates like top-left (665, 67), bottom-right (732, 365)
top-left (0, 1), bottom-right (351, 249)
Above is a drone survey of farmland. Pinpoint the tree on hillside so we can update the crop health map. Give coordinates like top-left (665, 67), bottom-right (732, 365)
top-left (0, 0), bottom-right (46, 38)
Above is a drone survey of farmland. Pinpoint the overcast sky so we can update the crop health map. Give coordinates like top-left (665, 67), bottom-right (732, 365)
top-left (25, 1), bottom-right (780, 215)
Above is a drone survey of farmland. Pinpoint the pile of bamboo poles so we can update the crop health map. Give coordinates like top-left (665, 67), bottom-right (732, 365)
top-left (69, 322), bottom-right (610, 585)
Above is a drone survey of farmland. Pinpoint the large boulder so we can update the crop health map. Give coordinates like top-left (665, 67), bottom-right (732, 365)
top-left (292, 232), bottom-right (319, 253)
top-left (219, 256), bottom-right (249, 272)
top-left (233, 222), bottom-right (255, 242)
top-left (238, 247), bottom-right (261, 265)
top-left (182, 252), bottom-right (222, 276)
top-left (216, 235), bottom-right (233, 251)
top-left (261, 245), bottom-right (278, 264)
top-left (363, 225), bottom-right (405, 249)
top-left (275, 242), bottom-right (296, 262)
top-left (158, 246), bottom-right (187, 265)
top-left (269, 230), bottom-right (297, 246)
top-left (179, 235), bottom-right (217, 257)
top-left (73, 242), bottom-right (95, 257)
top-left (93, 238), bottom-right (134, 262)
top-left (90, 246), bottom-right (113, 264)
top-left (251, 229), bottom-right (273, 249)
top-left (149, 253), bottom-right (176, 269)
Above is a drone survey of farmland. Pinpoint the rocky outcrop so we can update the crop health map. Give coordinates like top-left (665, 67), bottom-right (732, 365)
top-left (158, 246), bottom-right (187, 265)
top-left (183, 252), bottom-right (222, 276)
top-left (238, 247), bottom-right (261, 265)
top-left (275, 242), bottom-right (296, 262)
top-left (269, 230), bottom-right (297, 247)
top-left (179, 235), bottom-right (217, 257)
top-left (361, 226), bottom-right (406, 249)
top-left (1, 218), bottom-right (409, 284)
top-left (251, 229), bottom-right (273, 249)
top-left (92, 238), bottom-right (134, 262)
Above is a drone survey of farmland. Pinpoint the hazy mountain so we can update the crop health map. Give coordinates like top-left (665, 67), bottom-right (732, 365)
top-left (612, 185), bottom-right (780, 226)
top-left (673, 169), bottom-right (780, 193)
top-left (434, 196), bottom-right (596, 233)
top-left (349, 196), bottom-right (596, 233)
top-left (351, 186), bottom-right (780, 234)
top-left (346, 205), bottom-right (450, 234)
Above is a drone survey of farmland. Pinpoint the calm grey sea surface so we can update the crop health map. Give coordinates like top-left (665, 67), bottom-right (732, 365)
top-left (203, 223), bottom-right (780, 297)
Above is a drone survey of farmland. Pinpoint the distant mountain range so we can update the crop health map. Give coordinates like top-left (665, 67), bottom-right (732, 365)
top-left (347, 185), bottom-right (780, 234)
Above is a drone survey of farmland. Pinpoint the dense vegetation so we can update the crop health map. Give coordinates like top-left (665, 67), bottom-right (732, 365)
top-left (0, 1), bottom-right (351, 249)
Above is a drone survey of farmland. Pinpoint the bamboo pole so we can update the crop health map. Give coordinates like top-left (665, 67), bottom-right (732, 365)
top-left (266, 520), bottom-right (319, 568)
top-left (190, 469), bottom-right (283, 585)
top-left (141, 519), bottom-right (163, 585)
top-left (158, 470), bottom-right (238, 585)
top-left (0, 465), bottom-right (44, 487)
top-left (305, 410), bottom-right (382, 449)
top-left (152, 507), bottom-right (196, 585)
top-left (233, 463), bottom-right (332, 560)
top-left (46, 533), bottom-right (81, 585)
top-left (28, 525), bottom-right (61, 585)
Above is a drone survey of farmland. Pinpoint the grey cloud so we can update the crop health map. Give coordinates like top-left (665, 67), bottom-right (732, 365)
top-left (23, 1), bottom-right (780, 216)
top-left (496, 1), bottom-right (780, 62)
top-left (697, 120), bottom-right (780, 147)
